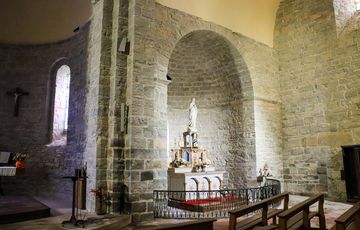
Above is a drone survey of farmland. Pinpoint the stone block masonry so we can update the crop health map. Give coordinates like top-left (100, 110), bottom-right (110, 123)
top-left (120, 0), bottom-right (281, 221)
top-left (275, 0), bottom-right (360, 200)
top-left (167, 30), bottom-right (246, 187)
top-left (0, 0), bottom-right (284, 223)
top-left (0, 24), bottom-right (91, 201)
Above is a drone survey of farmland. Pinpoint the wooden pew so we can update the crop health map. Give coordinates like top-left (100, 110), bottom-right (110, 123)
top-left (330, 202), bottom-right (360, 230)
top-left (228, 192), bottom-right (289, 230)
top-left (276, 193), bottom-right (326, 230)
top-left (139, 218), bottom-right (217, 230)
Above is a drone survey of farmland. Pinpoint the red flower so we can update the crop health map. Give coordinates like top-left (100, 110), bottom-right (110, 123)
top-left (90, 188), bottom-right (103, 198)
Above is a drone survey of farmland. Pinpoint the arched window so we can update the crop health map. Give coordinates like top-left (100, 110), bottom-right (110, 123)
top-left (52, 65), bottom-right (70, 144)
top-left (356, 0), bottom-right (360, 10)
top-left (333, 0), bottom-right (360, 34)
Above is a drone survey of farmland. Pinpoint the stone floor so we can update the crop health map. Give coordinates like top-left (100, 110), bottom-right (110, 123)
top-left (126, 195), bottom-right (353, 230)
top-left (0, 195), bottom-right (353, 229)
top-left (0, 197), bottom-right (131, 230)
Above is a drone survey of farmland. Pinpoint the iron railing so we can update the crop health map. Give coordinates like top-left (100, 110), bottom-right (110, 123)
top-left (153, 178), bottom-right (281, 219)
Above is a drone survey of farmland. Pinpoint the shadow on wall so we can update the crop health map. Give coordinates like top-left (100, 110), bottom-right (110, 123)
top-left (0, 24), bottom-right (91, 201)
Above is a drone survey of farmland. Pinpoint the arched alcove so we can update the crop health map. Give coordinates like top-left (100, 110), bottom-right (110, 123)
top-left (167, 30), bottom-right (252, 187)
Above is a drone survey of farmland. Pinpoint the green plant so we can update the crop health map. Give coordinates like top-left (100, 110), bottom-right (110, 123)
top-left (258, 163), bottom-right (272, 177)
top-left (90, 187), bottom-right (104, 198)
top-left (169, 158), bottom-right (190, 168)
top-left (12, 153), bottom-right (28, 162)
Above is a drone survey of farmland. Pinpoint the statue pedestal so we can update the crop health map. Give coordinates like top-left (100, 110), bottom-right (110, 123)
top-left (183, 131), bottom-right (198, 148)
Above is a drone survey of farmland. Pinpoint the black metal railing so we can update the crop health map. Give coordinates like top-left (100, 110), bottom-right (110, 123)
top-left (153, 178), bottom-right (281, 219)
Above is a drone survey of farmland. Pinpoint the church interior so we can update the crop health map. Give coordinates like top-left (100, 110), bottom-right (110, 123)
top-left (1, 0), bottom-right (360, 229)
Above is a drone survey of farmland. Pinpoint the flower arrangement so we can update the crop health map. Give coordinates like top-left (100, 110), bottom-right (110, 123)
top-left (258, 163), bottom-right (272, 177)
top-left (169, 158), bottom-right (190, 168)
top-left (12, 153), bottom-right (28, 168)
top-left (90, 187), bottom-right (111, 215)
top-left (194, 158), bottom-right (211, 168)
top-left (12, 153), bottom-right (28, 162)
top-left (90, 187), bottom-right (104, 198)
top-left (193, 158), bottom-right (211, 172)
top-left (90, 187), bottom-right (112, 202)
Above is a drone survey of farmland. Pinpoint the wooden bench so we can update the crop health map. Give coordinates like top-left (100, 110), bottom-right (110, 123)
top-left (139, 218), bottom-right (217, 230)
top-left (275, 193), bottom-right (326, 230)
top-left (330, 202), bottom-right (360, 230)
top-left (228, 192), bottom-right (289, 230)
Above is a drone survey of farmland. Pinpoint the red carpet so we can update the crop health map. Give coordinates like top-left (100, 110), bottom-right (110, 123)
top-left (179, 196), bottom-right (240, 206)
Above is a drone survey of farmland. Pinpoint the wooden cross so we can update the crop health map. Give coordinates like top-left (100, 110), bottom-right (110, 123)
top-left (6, 87), bottom-right (29, 117)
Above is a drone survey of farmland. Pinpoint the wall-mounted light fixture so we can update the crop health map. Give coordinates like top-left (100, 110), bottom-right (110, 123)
top-left (119, 37), bottom-right (130, 55)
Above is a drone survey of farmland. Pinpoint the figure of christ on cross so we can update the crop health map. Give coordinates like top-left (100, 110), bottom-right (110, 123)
top-left (6, 87), bottom-right (29, 117)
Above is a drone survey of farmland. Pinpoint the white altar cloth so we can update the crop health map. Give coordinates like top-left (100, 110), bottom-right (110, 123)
top-left (0, 167), bottom-right (16, 176)
top-left (168, 169), bottom-right (225, 200)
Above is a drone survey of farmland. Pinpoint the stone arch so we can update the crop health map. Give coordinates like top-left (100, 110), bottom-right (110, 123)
top-left (155, 27), bottom-right (255, 102)
top-left (190, 177), bottom-right (199, 191)
top-left (164, 29), bottom-right (255, 187)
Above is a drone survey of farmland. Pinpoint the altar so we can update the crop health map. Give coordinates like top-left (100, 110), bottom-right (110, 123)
top-left (168, 169), bottom-right (225, 200)
top-left (167, 98), bottom-right (225, 201)
top-left (0, 152), bottom-right (16, 195)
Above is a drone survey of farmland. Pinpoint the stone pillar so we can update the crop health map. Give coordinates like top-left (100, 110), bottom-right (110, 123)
top-left (107, 0), bottom-right (131, 213)
top-left (124, 0), bottom-right (168, 222)
top-left (94, 0), bottom-right (132, 213)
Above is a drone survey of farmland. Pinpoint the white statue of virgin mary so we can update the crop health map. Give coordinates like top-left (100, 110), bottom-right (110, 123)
top-left (188, 98), bottom-right (197, 132)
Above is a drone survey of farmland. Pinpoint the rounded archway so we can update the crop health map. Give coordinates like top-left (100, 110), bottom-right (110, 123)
top-left (167, 30), bottom-right (254, 187)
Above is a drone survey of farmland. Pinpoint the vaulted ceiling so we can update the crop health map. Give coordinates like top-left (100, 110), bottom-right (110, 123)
top-left (156, 0), bottom-right (280, 47)
top-left (0, 0), bottom-right (92, 45)
top-left (0, 0), bottom-right (280, 46)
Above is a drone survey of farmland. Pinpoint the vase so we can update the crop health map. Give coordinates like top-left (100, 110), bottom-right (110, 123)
top-left (95, 198), bottom-right (106, 215)
top-left (15, 161), bottom-right (25, 168)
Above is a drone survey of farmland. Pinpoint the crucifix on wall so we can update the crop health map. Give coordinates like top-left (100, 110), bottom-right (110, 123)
top-left (6, 87), bottom-right (29, 117)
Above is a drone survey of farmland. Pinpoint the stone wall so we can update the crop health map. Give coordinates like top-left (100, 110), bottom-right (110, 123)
top-left (333, 0), bottom-right (356, 34)
top-left (95, 0), bottom-right (130, 213)
top-left (84, 0), bottom-right (103, 211)
top-left (121, 1), bottom-right (281, 221)
top-left (275, 0), bottom-right (360, 200)
top-left (154, 3), bottom-right (282, 181)
top-left (0, 25), bottom-right (90, 201)
top-left (327, 19), bottom-right (360, 199)
top-left (156, 4), bottom-right (282, 183)
top-left (167, 31), bottom-right (244, 187)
